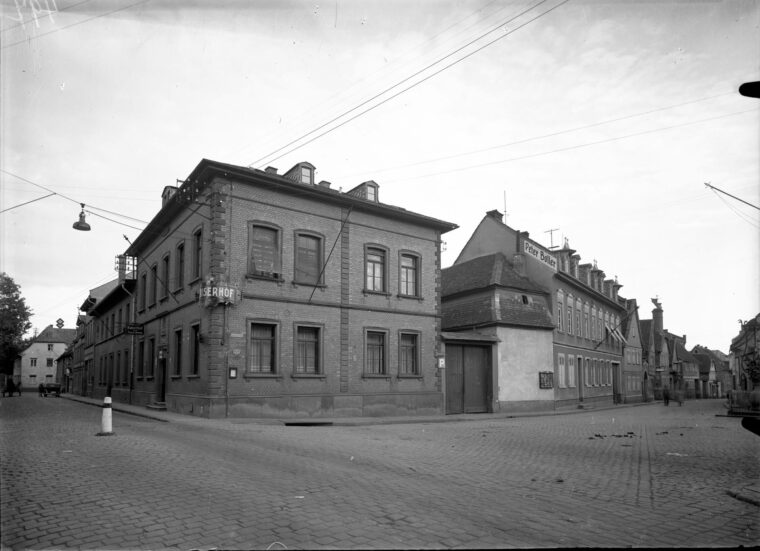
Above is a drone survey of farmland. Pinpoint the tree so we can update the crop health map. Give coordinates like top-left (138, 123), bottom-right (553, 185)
top-left (0, 273), bottom-right (32, 375)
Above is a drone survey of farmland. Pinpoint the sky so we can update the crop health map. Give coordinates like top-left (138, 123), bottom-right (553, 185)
top-left (1, 0), bottom-right (758, 352)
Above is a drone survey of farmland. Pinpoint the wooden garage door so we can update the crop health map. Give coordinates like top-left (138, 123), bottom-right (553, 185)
top-left (446, 344), bottom-right (490, 414)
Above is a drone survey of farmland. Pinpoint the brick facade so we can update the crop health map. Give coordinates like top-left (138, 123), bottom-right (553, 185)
top-left (74, 159), bottom-right (455, 418)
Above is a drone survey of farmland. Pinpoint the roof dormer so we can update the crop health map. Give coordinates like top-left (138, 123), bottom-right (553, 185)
top-left (283, 162), bottom-right (316, 185)
top-left (346, 180), bottom-right (379, 202)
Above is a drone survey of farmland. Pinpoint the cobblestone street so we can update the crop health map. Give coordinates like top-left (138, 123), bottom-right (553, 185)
top-left (1, 395), bottom-right (758, 549)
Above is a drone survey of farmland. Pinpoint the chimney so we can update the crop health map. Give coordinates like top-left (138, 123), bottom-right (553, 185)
top-left (579, 263), bottom-right (592, 286)
top-left (317, 180), bottom-right (331, 188)
top-left (487, 209), bottom-right (504, 223)
top-left (652, 298), bottom-right (663, 335)
top-left (265, 166), bottom-right (278, 174)
top-left (162, 186), bottom-right (178, 208)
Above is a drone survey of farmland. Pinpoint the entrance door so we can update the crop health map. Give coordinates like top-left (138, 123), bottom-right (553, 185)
top-left (445, 344), bottom-right (490, 414)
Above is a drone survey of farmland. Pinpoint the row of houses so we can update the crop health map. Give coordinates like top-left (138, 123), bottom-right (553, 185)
top-left (9, 158), bottom-right (739, 417)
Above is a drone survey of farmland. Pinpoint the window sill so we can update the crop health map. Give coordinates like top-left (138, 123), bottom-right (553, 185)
top-left (242, 373), bottom-right (282, 379)
top-left (246, 273), bottom-right (284, 283)
top-left (292, 281), bottom-right (326, 289)
top-left (397, 375), bottom-right (423, 380)
top-left (397, 294), bottom-right (423, 302)
top-left (187, 375), bottom-right (200, 380)
top-left (173, 288), bottom-right (184, 295)
top-left (362, 374), bottom-right (391, 380)
top-left (160, 296), bottom-right (169, 304)
top-left (170, 375), bottom-right (182, 380)
top-left (363, 290), bottom-right (391, 297)
top-left (188, 276), bottom-right (202, 286)
top-left (145, 377), bottom-right (154, 381)
top-left (291, 374), bottom-right (326, 380)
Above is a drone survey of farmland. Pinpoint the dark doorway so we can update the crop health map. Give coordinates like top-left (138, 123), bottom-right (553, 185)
top-left (445, 344), bottom-right (490, 414)
top-left (157, 356), bottom-right (167, 402)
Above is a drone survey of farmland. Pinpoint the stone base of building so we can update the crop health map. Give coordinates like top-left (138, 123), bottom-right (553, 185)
top-left (494, 400), bottom-right (556, 414)
top-left (163, 392), bottom-right (444, 419)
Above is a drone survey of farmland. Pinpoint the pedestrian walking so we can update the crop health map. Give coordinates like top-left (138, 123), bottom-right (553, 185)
top-left (663, 386), bottom-right (670, 406)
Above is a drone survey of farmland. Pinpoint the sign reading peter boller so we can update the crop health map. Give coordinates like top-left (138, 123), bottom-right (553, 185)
top-left (199, 284), bottom-right (241, 306)
top-left (523, 240), bottom-right (558, 271)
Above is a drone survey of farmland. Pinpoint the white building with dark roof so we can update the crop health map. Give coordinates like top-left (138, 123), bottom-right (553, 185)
top-left (14, 325), bottom-right (76, 390)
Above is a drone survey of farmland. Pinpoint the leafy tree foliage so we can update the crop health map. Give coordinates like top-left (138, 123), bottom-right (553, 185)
top-left (0, 273), bottom-right (32, 375)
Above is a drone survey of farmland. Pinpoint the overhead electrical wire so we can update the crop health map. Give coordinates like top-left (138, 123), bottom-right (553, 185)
top-left (231, 0), bottom-right (507, 161)
top-left (1, 168), bottom-right (149, 224)
top-left (1, 0), bottom-right (151, 50)
top-left (0, 192), bottom-right (56, 213)
top-left (248, 0), bottom-right (567, 169)
top-left (332, 91), bottom-right (737, 180)
top-left (378, 109), bottom-right (756, 184)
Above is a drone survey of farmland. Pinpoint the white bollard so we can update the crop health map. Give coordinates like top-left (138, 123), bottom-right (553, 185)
top-left (96, 396), bottom-right (115, 436)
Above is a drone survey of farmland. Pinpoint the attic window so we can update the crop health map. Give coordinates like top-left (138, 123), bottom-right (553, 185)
top-left (522, 295), bottom-right (530, 305)
top-left (300, 166), bottom-right (313, 185)
top-left (366, 184), bottom-right (377, 202)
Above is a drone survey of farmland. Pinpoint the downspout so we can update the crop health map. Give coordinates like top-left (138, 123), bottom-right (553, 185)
top-left (122, 283), bottom-right (136, 405)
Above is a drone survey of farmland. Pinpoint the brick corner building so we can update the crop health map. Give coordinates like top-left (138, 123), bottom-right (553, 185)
top-left (74, 159), bottom-right (457, 419)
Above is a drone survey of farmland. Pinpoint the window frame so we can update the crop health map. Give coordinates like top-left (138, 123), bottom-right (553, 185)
top-left (398, 251), bottom-right (421, 298)
top-left (190, 323), bottom-right (201, 376)
top-left (364, 328), bottom-right (389, 377)
top-left (398, 330), bottom-right (421, 377)
top-left (293, 323), bottom-right (324, 377)
top-left (191, 227), bottom-right (203, 282)
top-left (557, 353), bottom-right (566, 388)
top-left (175, 240), bottom-right (185, 291)
top-left (364, 244), bottom-right (389, 295)
top-left (149, 264), bottom-right (158, 307)
top-left (173, 327), bottom-right (183, 377)
top-left (161, 253), bottom-right (170, 301)
top-left (246, 320), bottom-right (280, 377)
top-left (248, 222), bottom-right (283, 280)
top-left (293, 231), bottom-right (325, 286)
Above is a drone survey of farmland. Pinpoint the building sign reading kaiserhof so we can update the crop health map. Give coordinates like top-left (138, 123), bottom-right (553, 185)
top-left (523, 239), bottom-right (557, 271)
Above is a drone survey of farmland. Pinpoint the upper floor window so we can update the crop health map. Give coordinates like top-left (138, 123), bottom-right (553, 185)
top-left (399, 253), bottom-right (419, 297)
top-left (249, 224), bottom-right (281, 279)
top-left (30, 358), bottom-right (37, 367)
top-left (365, 246), bottom-right (387, 293)
top-left (173, 329), bottom-right (183, 376)
top-left (47, 344), bottom-right (53, 351)
top-left (294, 233), bottom-right (322, 285)
top-left (161, 254), bottom-right (170, 299)
top-left (150, 265), bottom-right (158, 306)
top-left (366, 184), bottom-right (377, 202)
top-left (46, 358), bottom-right (54, 367)
top-left (192, 229), bottom-right (203, 280)
top-left (176, 242), bottom-right (185, 290)
top-left (140, 272), bottom-right (147, 310)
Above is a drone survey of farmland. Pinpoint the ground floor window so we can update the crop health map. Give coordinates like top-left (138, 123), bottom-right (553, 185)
top-left (557, 353), bottom-right (566, 388)
top-left (249, 323), bottom-right (277, 374)
top-left (295, 325), bottom-right (320, 374)
top-left (365, 330), bottom-right (387, 375)
top-left (399, 332), bottom-right (419, 376)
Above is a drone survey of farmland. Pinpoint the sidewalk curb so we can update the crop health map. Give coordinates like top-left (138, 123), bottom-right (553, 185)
top-left (61, 393), bottom-right (660, 427)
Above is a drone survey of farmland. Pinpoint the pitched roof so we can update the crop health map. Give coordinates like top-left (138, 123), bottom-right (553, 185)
top-left (442, 253), bottom-right (547, 297)
top-left (692, 353), bottom-right (713, 376)
top-left (442, 295), bottom-right (555, 331)
top-left (33, 325), bottom-right (76, 345)
top-left (674, 340), bottom-right (697, 363)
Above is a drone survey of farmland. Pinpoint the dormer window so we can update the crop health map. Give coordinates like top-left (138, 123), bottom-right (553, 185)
top-left (366, 184), bottom-right (377, 202)
top-left (300, 166), bottom-right (313, 185)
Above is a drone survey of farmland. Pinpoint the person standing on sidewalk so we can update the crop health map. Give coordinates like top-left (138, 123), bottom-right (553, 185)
top-left (663, 386), bottom-right (670, 406)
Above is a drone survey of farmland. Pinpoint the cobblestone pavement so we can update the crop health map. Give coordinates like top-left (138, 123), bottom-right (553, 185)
top-left (1, 395), bottom-right (758, 550)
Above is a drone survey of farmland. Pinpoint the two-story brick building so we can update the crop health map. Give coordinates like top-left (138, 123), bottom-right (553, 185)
top-left (79, 158), bottom-right (456, 418)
